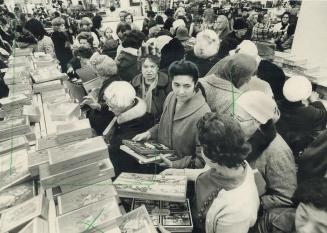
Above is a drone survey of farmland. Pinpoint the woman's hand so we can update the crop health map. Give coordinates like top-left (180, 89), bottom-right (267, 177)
top-left (156, 155), bottom-right (173, 168)
top-left (160, 168), bottom-right (185, 176)
top-left (81, 95), bottom-right (101, 110)
top-left (132, 131), bottom-right (151, 141)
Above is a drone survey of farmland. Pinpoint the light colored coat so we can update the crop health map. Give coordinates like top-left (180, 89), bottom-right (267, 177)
top-left (149, 91), bottom-right (211, 168)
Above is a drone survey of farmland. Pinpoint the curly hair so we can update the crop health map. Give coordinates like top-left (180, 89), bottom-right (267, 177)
top-left (77, 31), bottom-right (94, 47)
top-left (122, 30), bottom-right (145, 49)
top-left (197, 113), bottom-right (251, 168)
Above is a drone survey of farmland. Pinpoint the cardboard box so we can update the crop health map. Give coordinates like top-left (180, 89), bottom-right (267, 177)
top-left (3, 66), bottom-right (30, 85)
top-left (0, 181), bottom-right (35, 213)
top-left (47, 101), bottom-right (80, 121)
top-left (18, 217), bottom-right (49, 233)
top-left (113, 173), bottom-right (187, 202)
top-left (31, 67), bottom-right (66, 83)
top-left (9, 89), bottom-right (33, 99)
top-left (28, 149), bottom-right (49, 177)
top-left (0, 149), bottom-right (31, 192)
top-left (0, 94), bottom-right (31, 110)
top-left (0, 136), bottom-right (28, 155)
top-left (41, 88), bottom-right (66, 102)
top-left (48, 137), bottom-right (108, 173)
top-left (57, 179), bottom-right (117, 215)
top-left (0, 195), bottom-right (48, 233)
top-left (23, 105), bottom-right (41, 123)
top-left (39, 161), bottom-right (100, 189)
top-left (0, 117), bottom-right (31, 141)
top-left (56, 197), bottom-right (121, 233)
top-left (55, 119), bottom-right (93, 145)
top-left (33, 80), bottom-right (62, 93)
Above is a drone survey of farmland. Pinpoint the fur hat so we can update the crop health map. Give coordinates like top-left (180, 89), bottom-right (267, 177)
top-left (283, 76), bottom-right (312, 102)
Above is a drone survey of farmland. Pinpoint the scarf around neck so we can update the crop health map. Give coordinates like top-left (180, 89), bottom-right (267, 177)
top-left (141, 74), bottom-right (158, 113)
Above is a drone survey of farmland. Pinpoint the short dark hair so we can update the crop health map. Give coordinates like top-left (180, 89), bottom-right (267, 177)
top-left (155, 15), bottom-right (164, 25)
top-left (122, 30), bottom-right (145, 49)
top-left (116, 22), bottom-right (131, 35)
top-left (168, 60), bottom-right (199, 83)
top-left (24, 18), bottom-right (47, 40)
top-left (147, 11), bottom-right (156, 18)
top-left (77, 32), bottom-right (94, 47)
top-left (74, 45), bottom-right (94, 59)
top-left (139, 54), bottom-right (160, 67)
top-left (124, 13), bottom-right (133, 22)
top-left (197, 113), bottom-right (251, 168)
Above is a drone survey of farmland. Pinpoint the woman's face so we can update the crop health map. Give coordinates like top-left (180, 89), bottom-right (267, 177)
top-left (282, 14), bottom-right (290, 24)
top-left (105, 29), bottom-right (112, 38)
top-left (215, 17), bottom-right (226, 31)
top-left (142, 58), bottom-right (158, 85)
top-left (125, 15), bottom-right (132, 24)
top-left (172, 75), bottom-right (196, 103)
top-left (105, 97), bottom-right (125, 116)
top-left (195, 38), bottom-right (218, 58)
top-left (59, 24), bottom-right (65, 32)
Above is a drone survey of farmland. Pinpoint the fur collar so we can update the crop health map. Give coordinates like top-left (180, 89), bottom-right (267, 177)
top-left (121, 47), bottom-right (138, 56)
top-left (117, 97), bottom-right (147, 124)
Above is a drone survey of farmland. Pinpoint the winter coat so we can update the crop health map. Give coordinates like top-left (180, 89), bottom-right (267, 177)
top-left (185, 50), bottom-right (220, 78)
top-left (51, 31), bottom-right (73, 72)
top-left (217, 31), bottom-right (244, 59)
top-left (116, 50), bottom-right (139, 82)
top-left (131, 71), bottom-right (171, 125)
top-left (149, 90), bottom-right (211, 168)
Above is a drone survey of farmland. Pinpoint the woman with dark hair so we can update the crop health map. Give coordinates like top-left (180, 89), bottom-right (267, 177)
top-left (275, 23), bottom-right (296, 51)
top-left (91, 15), bottom-right (102, 40)
top-left (51, 17), bottom-right (73, 72)
top-left (114, 22), bottom-right (131, 60)
top-left (24, 18), bottom-right (54, 55)
top-left (131, 54), bottom-right (171, 126)
top-left (200, 53), bottom-right (258, 113)
top-left (159, 113), bottom-right (259, 233)
top-left (116, 30), bottom-right (145, 82)
top-left (272, 12), bottom-right (291, 40)
top-left (133, 60), bottom-right (211, 169)
top-left (124, 13), bottom-right (139, 31)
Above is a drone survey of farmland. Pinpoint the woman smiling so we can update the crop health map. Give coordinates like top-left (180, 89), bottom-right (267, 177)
top-left (133, 60), bottom-right (211, 168)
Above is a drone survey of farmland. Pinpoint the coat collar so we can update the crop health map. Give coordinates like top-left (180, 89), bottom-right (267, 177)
top-left (201, 74), bottom-right (241, 93)
top-left (132, 72), bottom-right (169, 88)
top-left (172, 90), bottom-right (207, 121)
top-left (117, 97), bottom-right (147, 124)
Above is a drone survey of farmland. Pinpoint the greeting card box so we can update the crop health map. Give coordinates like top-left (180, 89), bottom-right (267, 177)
top-left (55, 119), bottom-right (93, 145)
top-left (18, 217), bottom-right (49, 233)
top-left (0, 94), bottom-right (31, 110)
top-left (0, 136), bottom-right (28, 155)
top-left (41, 88), bottom-right (66, 102)
top-left (0, 149), bottom-right (31, 192)
top-left (57, 179), bottom-right (117, 215)
top-left (113, 173), bottom-right (187, 202)
top-left (122, 140), bottom-right (175, 155)
top-left (33, 80), bottom-right (62, 94)
top-left (48, 136), bottom-right (108, 173)
top-left (3, 66), bottom-right (30, 85)
top-left (0, 117), bottom-right (31, 141)
top-left (47, 101), bottom-right (80, 121)
top-left (23, 105), bottom-right (41, 123)
top-left (83, 77), bottom-right (103, 94)
top-left (31, 67), bottom-right (66, 83)
top-left (8, 55), bottom-right (30, 67)
top-left (39, 161), bottom-right (100, 189)
top-left (131, 199), bottom-right (193, 232)
top-left (56, 197), bottom-right (121, 233)
top-left (0, 181), bottom-right (35, 213)
top-left (0, 107), bottom-right (24, 119)
top-left (0, 195), bottom-right (48, 233)
top-left (28, 149), bottom-right (49, 177)
top-left (7, 83), bottom-right (33, 93)
top-left (59, 159), bottom-right (115, 194)
top-left (9, 89), bottom-right (33, 100)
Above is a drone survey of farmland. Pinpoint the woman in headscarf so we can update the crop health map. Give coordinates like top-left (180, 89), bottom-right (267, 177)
top-left (131, 54), bottom-right (171, 126)
top-left (214, 15), bottom-right (231, 41)
top-left (199, 53), bottom-right (258, 113)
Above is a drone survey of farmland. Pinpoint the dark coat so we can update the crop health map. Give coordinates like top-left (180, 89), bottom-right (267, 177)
top-left (185, 50), bottom-right (220, 78)
top-left (276, 100), bottom-right (327, 155)
top-left (217, 31), bottom-right (244, 60)
top-left (131, 71), bottom-right (171, 126)
top-left (51, 31), bottom-right (73, 72)
top-left (116, 50), bottom-right (139, 82)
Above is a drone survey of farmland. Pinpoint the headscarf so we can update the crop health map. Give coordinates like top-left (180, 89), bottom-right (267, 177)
top-left (206, 53), bottom-right (258, 88)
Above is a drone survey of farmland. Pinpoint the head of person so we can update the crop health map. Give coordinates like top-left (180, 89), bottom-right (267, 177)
top-left (77, 31), bottom-right (94, 48)
top-left (229, 40), bottom-right (261, 66)
top-left (168, 60), bottom-right (199, 103)
top-left (293, 178), bottom-right (327, 233)
top-left (212, 53), bottom-right (257, 88)
top-left (124, 13), bottom-right (133, 24)
top-left (171, 19), bottom-right (186, 36)
top-left (248, 12), bottom-right (259, 24)
top-left (165, 8), bottom-right (174, 17)
top-left (73, 45), bottom-right (94, 67)
top-left (92, 15), bottom-right (102, 29)
top-left (233, 91), bottom-right (280, 140)
top-left (281, 12), bottom-right (291, 24)
top-left (241, 8), bottom-right (249, 18)
top-left (79, 17), bottom-right (92, 32)
top-left (140, 54), bottom-right (160, 85)
top-left (215, 15), bottom-right (229, 31)
top-left (103, 26), bottom-right (113, 39)
top-left (233, 18), bottom-right (248, 39)
top-left (90, 52), bottom-right (117, 78)
top-left (283, 75), bottom-right (312, 103)
top-left (119, 10), bottom-right (127, 22)
top-left (116, 22), bottom-right (131, 40)
top-left (194, 29), bottom-right (220, 59)
top-left (103, 81), bottom-right (136, 116)
top-left (51, 17), bottom-right (65, 32)
top-left (155, 15), bottom-right (164, 25)
top-left (122, 30), bottom-right (145, 49)
top-left (24, 18), bottom-right (47, 41)
top-left (197, 112), bottom-right (251, 169)
top-left (147, 10), bottom-right (156, 19)
top-left (175, 26), bottom-right (190, 42)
